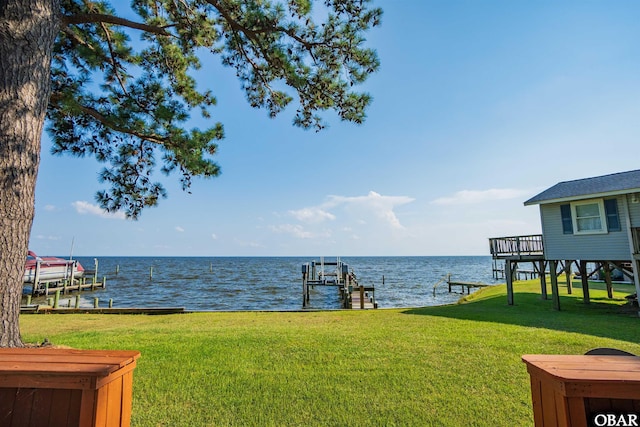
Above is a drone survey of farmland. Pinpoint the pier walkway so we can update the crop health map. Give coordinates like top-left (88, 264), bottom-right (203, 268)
top-left (301, 257), bottom-right (378, 309)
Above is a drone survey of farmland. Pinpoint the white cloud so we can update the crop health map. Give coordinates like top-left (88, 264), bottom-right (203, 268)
top-left (234, 238), bottom-right (263, 248)
top-left (323, 191), bottom-right (415, 230)
top-left (268, 191), bottom-right (415, 248)
top-left (71, 201), bottom-right (126, 220)
top-left (431, 189), bottom-right (533, 206)
top-left (175, 226), bottom-right (185, 232)
top-left (288, 207), bottom-right (336, 223)
top-left (44, 205), bottom-right (56, 211)
top-left (269, 224), bottom-right (314, 239)
top-left (211, 233), bottom-right (218, 240)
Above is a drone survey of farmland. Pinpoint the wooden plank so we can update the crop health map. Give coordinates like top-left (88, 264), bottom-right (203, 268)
top-left (566, 396), bottom-right (588, 427)
top-left (554, 391), bottom-right (570, 427)
top-left (11, 388), bottom-right (35, 426)
top-left (0, 349), bottom-right (139, 369)
top-left (78, 389), bottom-right (97, 427)
top-left (0, 348), bottom-right (139, 359)
top-left (28, 388), bottom-right (54, 427)
top-left (0, 375), bottom-right (92, 391)
top-left (48, 389), bottom-right (75, 427)
top-left (94, 381), bottom-right (109, 427)
top-left (0, 388), bottom-right (17, 426)
top-left (540, 380), bottom-right (558, 426)
top-left (529, 375), bottom-right (544, 427)
top-left (0, 362), bottom-right (119, 376)
top-left (65, 390), bottom-right (83, 427)
top-left (120, 371), bottom-right (134, 427)
top-left (95, 357), bottom-right (138, 389)
top-left (105, 373), bottom-right (124, 426)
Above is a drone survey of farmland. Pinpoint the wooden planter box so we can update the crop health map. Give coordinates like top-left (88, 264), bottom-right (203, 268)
top-left (0, 348), bottom-right (140, 427)
top-left (522, 354), bottom-right (640, 427)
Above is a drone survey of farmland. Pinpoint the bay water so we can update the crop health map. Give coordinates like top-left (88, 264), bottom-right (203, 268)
top-left (45, 256), bottom-right (499, 310)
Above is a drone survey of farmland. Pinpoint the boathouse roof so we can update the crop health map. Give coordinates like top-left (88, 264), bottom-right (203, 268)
top-left (524, 169), bottom-right (640, 205)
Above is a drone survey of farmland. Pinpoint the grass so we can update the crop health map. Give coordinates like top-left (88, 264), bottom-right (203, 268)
top-left (20, 279), bottom-right (640, 426)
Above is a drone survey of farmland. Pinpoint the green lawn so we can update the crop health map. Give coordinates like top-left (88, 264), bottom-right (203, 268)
top-left (20, 279), bottom-right (640, 426)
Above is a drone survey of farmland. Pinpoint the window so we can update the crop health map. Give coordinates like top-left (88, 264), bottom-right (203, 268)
top-left (573, 200), bottom-right (604, 233)
top-left (560, 199), bottom-right (621, 235)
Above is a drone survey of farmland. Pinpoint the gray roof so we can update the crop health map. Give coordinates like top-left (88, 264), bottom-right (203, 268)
top-left (524, 169), bottom-right (640, 205)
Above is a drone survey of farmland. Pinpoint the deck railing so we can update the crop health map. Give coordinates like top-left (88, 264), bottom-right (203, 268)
top-left (489, 234), bottom-right (544, 258)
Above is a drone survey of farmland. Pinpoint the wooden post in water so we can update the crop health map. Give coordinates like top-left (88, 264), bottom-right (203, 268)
top-left (75, 295), bottom-right (80, 309)
top-left (93, 258), bottom-right (98, 284)
top-left (359, 285), bottom-right (365, 309)
top-left (54, 290), bottom-right (60, 309)
top-left (93, 298), bottom-right (99, 308)
top-left (150, 266), bottom-right (153, 280)
top-left (302, 263), bottom-right (308, 308)
top-left (109, 299), bottom-right (113, 308)
top-left (26, 295), bottom-right (31, 306)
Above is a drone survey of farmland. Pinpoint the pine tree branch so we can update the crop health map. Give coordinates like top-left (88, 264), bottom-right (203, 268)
top-left (77, 104), bottom-right (170, 146)
top-left (98, 21), bottom-right (129, 96)
top-left (62, 12), bottom-right (171, 37)
top-left (206, 0), bottom-right (319, 53)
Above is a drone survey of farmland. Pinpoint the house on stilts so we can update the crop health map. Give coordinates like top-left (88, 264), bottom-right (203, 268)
top-left (489, 169), bottom-right (640, 311)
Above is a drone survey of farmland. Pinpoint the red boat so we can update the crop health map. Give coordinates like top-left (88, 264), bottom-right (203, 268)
top-left (23, 251), bottom-right (84, 283)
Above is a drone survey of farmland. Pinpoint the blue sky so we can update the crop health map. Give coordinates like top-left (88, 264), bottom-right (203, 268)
top-left (30, 0), bottom-right (640, 256)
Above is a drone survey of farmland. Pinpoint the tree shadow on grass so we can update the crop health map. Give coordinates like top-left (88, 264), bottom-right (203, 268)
top-left (402, 289), bottom-right (640, 344)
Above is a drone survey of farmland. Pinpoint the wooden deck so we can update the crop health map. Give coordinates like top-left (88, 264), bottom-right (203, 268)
top-left (447, 280), bottom-right (490, 294)
top-left (489, 234), bottom-right (544, 260)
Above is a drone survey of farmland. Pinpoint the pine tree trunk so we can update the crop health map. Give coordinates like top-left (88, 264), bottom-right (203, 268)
top-left (0, 0), bottom-right (58, 347)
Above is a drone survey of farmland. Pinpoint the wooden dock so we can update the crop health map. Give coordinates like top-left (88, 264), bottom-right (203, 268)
top-left (447, 275), bottom-right (490, 294)
top-left (349, 285), bottom-right (376, 309)
top-left (24, 276), bottom-right (106, 297)
top-left (301, 257), bottom-right (378, 309)
top-left (21, 306), bottom-right (185, 315)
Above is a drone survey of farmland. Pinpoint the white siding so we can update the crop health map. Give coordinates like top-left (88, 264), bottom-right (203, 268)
top-left (540, 195), bottom-right (631, 260)
top-left (627, 194), bottom-right (640, 227)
